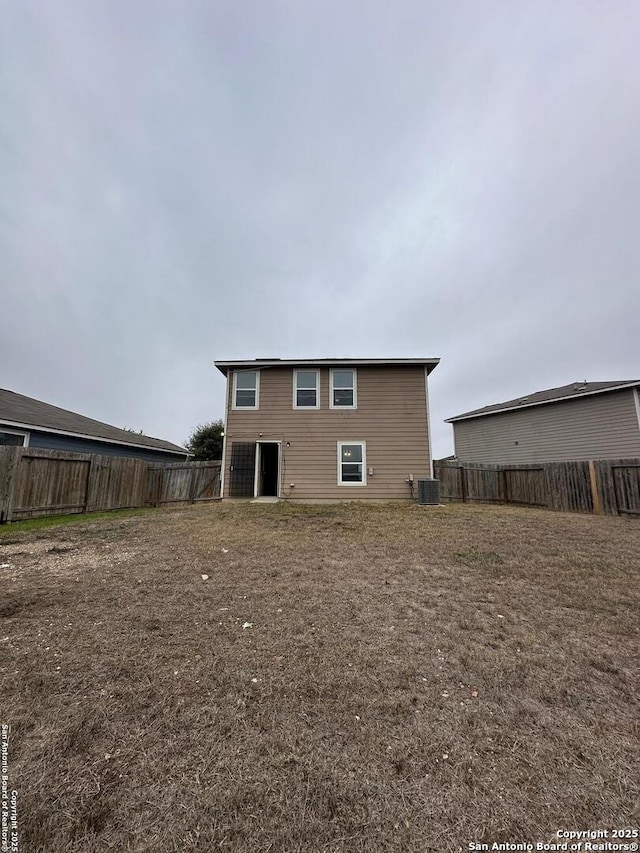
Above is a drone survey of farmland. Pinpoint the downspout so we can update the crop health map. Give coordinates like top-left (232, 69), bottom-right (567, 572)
top-left (219, 370), bottom-right (231, 499)
top-left (424, 366), bottom-right (434, 478)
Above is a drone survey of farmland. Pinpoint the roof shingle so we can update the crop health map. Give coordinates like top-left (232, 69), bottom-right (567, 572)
top-left (0, 388), bottom-right (187, 454)
top-left (447, 381), bottom-right (640, 422)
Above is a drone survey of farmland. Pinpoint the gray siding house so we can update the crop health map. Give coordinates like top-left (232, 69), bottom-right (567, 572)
top-left (447, 381), bottom-right (640, 464)
top-left (0, 388), bottom-right (188, 463)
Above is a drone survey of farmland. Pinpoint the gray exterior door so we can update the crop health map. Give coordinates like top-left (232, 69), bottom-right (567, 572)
top-left (229, 442), bottom-right (256, 497)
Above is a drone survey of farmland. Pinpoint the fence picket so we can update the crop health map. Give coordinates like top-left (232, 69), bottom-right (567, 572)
top-left (0, 447), bottom-right (221, 522)
top-left (433, 458), bottom-right (640, 516)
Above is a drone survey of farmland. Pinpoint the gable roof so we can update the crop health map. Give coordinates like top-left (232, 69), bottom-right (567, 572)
top-left (447, 381), bottom-right (640, 423)
top-left (215, 357), bottom-right (440, 376)
top-left (0, 388), bottom-right (187, 455)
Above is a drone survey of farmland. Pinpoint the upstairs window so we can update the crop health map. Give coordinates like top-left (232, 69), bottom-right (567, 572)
top-left (294, 370), bottom-right (319, 409)
top-left (330, 369), bottom-right (357, 409)
top-left (233, 370), bottom-right (259, 409)
top-left (337, 441), bottom-right (366, 485)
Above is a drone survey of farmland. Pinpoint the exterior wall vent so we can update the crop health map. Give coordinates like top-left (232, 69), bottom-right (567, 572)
top-left (417, 478), bottom-right (440, 505)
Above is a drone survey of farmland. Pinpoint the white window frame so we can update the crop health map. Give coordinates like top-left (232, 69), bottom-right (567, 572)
top-left (293, 369), bottom-right (320, 410)
top-left (232, 370), bottom-right (260, 410)
top-left (330, 368), bottom-right (357, 409)
top-left (337, 440), bottom-right (367, 486)
top-left (0, 427), bottom-right (29, 447)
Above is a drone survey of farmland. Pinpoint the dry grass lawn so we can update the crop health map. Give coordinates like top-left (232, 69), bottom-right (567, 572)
top-left (1, 501), bottom-right (639, 852)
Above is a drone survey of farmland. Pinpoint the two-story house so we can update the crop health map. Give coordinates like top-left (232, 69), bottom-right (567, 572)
top-left (446, 380), bottom-right (640, 464)
top-left (214, 358), bottom-right (440, 500)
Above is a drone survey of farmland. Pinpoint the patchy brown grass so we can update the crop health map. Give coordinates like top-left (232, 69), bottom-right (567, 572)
top-left (1, 502), bottom-right (639, 852)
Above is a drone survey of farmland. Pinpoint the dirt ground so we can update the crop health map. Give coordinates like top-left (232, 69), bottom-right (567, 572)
top-left (1, 501), bottom-right (639, 852)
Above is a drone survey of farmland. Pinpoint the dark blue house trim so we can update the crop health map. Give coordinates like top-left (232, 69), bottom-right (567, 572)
top-left (26, 430), bottom-right (188, 464)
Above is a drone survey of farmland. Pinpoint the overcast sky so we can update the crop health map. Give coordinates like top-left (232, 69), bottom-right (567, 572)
top-left (1, 1), bottom-right (638, 457)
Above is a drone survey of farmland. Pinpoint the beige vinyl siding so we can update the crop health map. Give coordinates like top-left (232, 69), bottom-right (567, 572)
top-left (453, 389), bottom-right (640, 463)
top-left (223, 365), bottom-right (430, 499)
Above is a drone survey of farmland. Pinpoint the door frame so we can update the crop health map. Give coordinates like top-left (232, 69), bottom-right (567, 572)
top-left (254, 441), bottom-right (282, 498)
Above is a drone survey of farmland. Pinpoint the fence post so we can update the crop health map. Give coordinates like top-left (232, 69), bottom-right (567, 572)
top-left (0, 447), bottom-right (20, 523)
top-left (588, 460), bottom-right (601, 515)
top-left (83, 458), bottom-right (95, 514)
top-left (459, 466), bottom-right (467, 502)
top-left (501, 468), bottom-right (508, 503)
top-left (155, 467), bottom-right (164, 508)
top-left (188, 465), bottom-right (198, 504)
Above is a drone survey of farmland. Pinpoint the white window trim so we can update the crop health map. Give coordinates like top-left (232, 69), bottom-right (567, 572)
top-left (232, 369), bottom-right (260, 410)
top-left (0, 427), bottom-right (30, 447)
top-left (330, 368), bottom-right (357, 410)
top-left (293, 369), bottom-right (320, 410)
top-left (337, 440), bottom-right (367, 486)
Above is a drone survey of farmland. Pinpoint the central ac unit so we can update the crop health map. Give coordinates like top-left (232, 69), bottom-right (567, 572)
top-left (417, 478), bottom-right (440, 505)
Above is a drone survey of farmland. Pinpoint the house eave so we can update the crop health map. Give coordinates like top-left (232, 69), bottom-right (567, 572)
top-left (215, 357), bottom-right (440, 377)
top-left (0, 419), bottom-right (188, 456)
top-left (446, 381), bottom-right (640, 423)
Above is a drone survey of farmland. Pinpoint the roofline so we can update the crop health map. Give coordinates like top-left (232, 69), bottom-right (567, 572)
top-left (0, 418), bottom-right (188, 455)
top-left (446, 381), bottom-right (640, 423)
top-left (215, 357), bottom-right (440, 376)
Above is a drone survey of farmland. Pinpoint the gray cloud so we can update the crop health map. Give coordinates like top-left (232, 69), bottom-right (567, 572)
top-left (1, 0), bottom-right (638, 455)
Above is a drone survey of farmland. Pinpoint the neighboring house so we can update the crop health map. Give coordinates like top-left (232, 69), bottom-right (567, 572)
top-left (0, 388), bottom-right (189, 463)
top-left (447, 381), bottom-right (640, 464)
top-left (215, 357), bottom-right (440, 500)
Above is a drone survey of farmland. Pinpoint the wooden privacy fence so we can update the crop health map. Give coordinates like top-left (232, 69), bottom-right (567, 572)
top-left (433, 458), bottom-right (640, 516)
top-left (145, 461), bottom-right (221, 507)
top-left (0, 447), bottom-right (221, 523)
